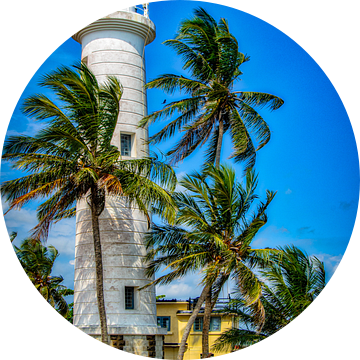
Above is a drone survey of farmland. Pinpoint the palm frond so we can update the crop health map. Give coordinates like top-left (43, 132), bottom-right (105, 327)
top-left (145, 73), bottom-right (209, 94)
top-left (32, 185), bottom-right (80, 241)
top-left (202, 126), bottom-right (219, 168)
top-left (235, 91), bottom-right (284, 111)
top-left (212, 328), bottom-right (266, 352)
top-left (139, 95), bottom-right (204, 131)
top-left (228, 107), bottom-right (256, 170)
top-left (97, 75), bottom-right (122, 148)
top-left (165, 39), bottom-right (215, 82)
top-left (141, 97), bottom-right (204, 143)
top-left (166, 116), bottom-right (215, 164)
top-left (235, 101), bottom-right (271, 151)
top-left (2, 176), bottom-right (70, 213)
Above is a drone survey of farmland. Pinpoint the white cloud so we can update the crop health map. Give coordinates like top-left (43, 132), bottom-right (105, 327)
top-left (0, 169), bottom-right (20, 180)
top-left (47, 219), bottom-right (76, 257)
top-left (2, 204), bottom-right (76, 258)
top-left (156, 274), bottom-right (236, 300)
top-left (6, 120), bottom-right (44, 136)
top-left (156, 273), bottom-right (202, 300)
top-left (2, 207), bottom-right (39, 244)
top-left (285, 188), bottom-right (292, 195)
top-left (52, 260), bottom-right (75, 290)
top-left (157, 282), bottom-right (199, 300)
top-left (3, 113), bottom-right (46, 140)
top-left (1, 197), bottom-right (10, 213)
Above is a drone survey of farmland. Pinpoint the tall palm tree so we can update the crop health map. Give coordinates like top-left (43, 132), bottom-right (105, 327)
top-left (13, 238), bottom-right (74, 317)
top-left (141, 8), bottom-right (284, 354)
top-left (212, 245), bottom-right (326, 352)
top-left (1, 64), bottom-right (176, 343)
top-left (139, 7), bottom-right (284, 169)
top-left (142, 164), bottom-right (277, 360)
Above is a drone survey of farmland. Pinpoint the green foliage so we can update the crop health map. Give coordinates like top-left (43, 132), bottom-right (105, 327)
top-left (143, 164), bottom-right (277, 330)
top-left (1, 63), bottom-right (177, 240)
top-left (156, 295), bottom-right (166, 300)
top-left (140, 8), bottom-right (284, 169)
top-left (13, 238), bottom-right (74, 317)
top-left (64, 302), bottom-right (74, 323)
top-left (212, 246), bottom-right (326, 352)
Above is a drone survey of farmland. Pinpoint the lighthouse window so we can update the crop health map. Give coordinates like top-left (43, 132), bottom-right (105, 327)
top-left (125, 287), bottom-right (135, 309)
top-left (121, 134), bottom-right (132, 156)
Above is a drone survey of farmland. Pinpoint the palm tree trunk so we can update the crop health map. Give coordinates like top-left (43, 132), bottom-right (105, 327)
top-left (202, 289), bottom-right (212, 358)
top-left (215, 115), bottom-right (224, 168)
top-left (203, 115), bottom-right (224, 357)
top-left (202, 284), bottom-right (223, 357)
top-left (177, 284), bottom-right (211, 360)
top-left (90, 192), bottom-right (109, 344)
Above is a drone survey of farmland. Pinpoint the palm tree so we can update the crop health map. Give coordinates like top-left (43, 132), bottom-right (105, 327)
top-left (141, 8), bottom-right (283, 353)
top-left (142, 164), bottom-right (277, 360)
top-left (1, 64), bottom-right (176, 343)
top-left (139, 7), bottom-right (284, 169)
top-left (212, 245), bottom-right (326, 352)
top-left (13, 238), bottom-right (74, 316)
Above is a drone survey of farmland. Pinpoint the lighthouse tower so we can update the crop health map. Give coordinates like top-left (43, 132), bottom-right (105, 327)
top-left (72, 6), bottom-right (165, 357)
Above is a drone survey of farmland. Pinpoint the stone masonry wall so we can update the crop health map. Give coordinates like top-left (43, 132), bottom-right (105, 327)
top-left (110, 334), bottom-right (164, 358)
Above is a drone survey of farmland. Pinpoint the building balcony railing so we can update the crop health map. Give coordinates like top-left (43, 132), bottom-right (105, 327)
top-left (187, 295), bottom-right (233, 311)
top-left (156, 295), bottom-right (235, 314)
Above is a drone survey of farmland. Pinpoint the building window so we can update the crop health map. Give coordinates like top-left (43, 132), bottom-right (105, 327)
top-left (157, 316), bottom-right (171, 331)
top-left (125, 287), bottom-right (135, 309)
top-left (194, 317), bottom-right (203, 332)
top-left (121, 134), bottom-right (132, 156)
top-left (194, 317), bottom-right (221, 332)
top-left (210, 317), bottom-right (221, 331)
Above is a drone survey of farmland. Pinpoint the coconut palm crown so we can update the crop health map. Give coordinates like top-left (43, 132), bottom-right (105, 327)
top-left (212, 245), bottom-right (326, 352)
top-left (142, 164), bottom-right (277, 360)
top-left (2, 64), bottom-right (176, 234)
top-left (140, 8), bottom-right (284, 168)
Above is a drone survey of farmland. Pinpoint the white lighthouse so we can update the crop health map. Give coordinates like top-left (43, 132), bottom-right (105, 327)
top-left (72, 6), bottom-right (166, 357)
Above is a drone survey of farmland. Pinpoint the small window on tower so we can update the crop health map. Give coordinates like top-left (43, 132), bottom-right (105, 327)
top-left (121, 134), bottom-right (132, 157)
top-left (125, 287), bottom-right (135, 309)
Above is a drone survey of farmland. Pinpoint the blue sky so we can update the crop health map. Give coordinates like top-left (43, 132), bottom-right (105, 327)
top-left (1, 1), bottom-right (358, 301)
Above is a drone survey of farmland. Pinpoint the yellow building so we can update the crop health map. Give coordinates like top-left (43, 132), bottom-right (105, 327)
top-left (156, 298), bottom-right (236, 360)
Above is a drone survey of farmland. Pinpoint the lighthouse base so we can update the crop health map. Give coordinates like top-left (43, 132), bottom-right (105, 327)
top-left (77, 325), bottom-right (165, 358)
top-left (109, 334), bottom-right (164, 358)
